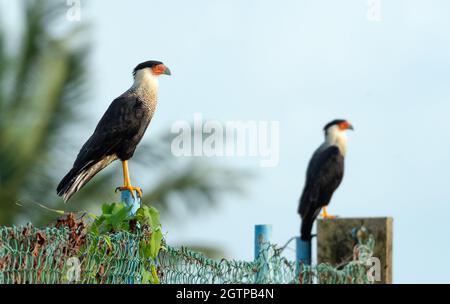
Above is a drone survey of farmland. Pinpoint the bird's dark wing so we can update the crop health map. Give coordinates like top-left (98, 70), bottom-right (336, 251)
top-left (57, 95), bottom-right (147, 201)
top-left (73, 95), bottom-right (145, 170)
top-left (299, 146), bottom-right (344, 215)
top-left (298, 145), bottom-right (344, 240)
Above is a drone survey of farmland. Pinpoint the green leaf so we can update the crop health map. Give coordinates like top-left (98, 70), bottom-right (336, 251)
top-left (149, 229), bottom-right (163, 258)
top-left (101, 203), bottom-right (114, 214)
top-left (141, 269), bottom-right (151, 284)
top-left (135, 206), bottom-right (151, 226)
top-left (109, 203), bottom-right (130, 229)
top-left (89, 203), bottom-right (132, 234)
top-left (141, 240), bottom-right (152, 259)
top-left (87, 213), bottom-right (99, 221)
top-left (150, 265), bottom-right (159, 284)
top-left (148, 206), bottom-right (161, 229)
top-left (103, 235), bottom-right (112, 249)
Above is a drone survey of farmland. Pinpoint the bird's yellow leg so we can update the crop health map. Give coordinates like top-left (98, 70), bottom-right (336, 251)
top-left (321, 207), bottom-right (337, 219)
top-left (115, 160), bottom-right (143, 198)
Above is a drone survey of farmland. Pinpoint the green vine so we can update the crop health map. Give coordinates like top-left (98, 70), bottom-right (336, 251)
top-left (88, 202), bottom-right (164, 284)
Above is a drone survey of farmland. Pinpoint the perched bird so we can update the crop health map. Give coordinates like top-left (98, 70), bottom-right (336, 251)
top-left (57, 60), bottom-right (171, 202)
top-left (298, 119), bottom-right (354, 241)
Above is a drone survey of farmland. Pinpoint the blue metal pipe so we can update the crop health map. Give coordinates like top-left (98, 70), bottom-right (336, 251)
top-left (254, 224), bottom-right (272, 260)
top-left (296, 237), bottom-right (311, 265)
top-left (121, 190), bottom-right (140, 216)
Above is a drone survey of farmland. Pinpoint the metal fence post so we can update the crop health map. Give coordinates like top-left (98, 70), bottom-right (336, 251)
top-left (121, 190), bottom-right (140, 216)
top-left (254, 225), bottom-right (271, 260)
top-left (296, 237), bottom-right (311, 265)
top-left (295, 237), bottom-right (311, 284)
top-left (254, 224), bottom-right (272, 283)
top-left (121, 189), bottom-right (140, 284)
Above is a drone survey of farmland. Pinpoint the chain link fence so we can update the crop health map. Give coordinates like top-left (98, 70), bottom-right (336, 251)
top-left (0, 225), bottom-right (374, 284)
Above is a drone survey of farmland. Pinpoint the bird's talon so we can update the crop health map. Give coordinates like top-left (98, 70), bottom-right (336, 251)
top-left (320, 207), bottom-right (337, 219)
top-left (116, 186), bottom-right (142, 199)
top-left (321, 213), bottom-right (338, 219)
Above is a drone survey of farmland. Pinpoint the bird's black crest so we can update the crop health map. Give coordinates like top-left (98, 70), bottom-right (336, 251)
top-left (323, 119), bottom-right (347, 132)
top-left (133, 60), bottom-right (163, 76)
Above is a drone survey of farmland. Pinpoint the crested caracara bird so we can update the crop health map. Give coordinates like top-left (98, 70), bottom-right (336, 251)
top-left (57, 60), bottom-right (171, 202)
top-left (298, 119), bottom-right (354, 241)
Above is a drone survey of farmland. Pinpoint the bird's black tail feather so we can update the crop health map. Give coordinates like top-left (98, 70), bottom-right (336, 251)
top-left (57, 156), bottom-right (116, 202)
top-left (57, 167), bottom-right (86, 203)
top-left (300, 208), bottom-right (321, 241)
top-left (300, 217), bottom-right (314, 241)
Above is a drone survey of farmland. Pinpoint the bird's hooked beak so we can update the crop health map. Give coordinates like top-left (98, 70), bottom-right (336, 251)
top-left (347, 123), bottom-right (354, 131)
top-left (163, 66), bottom-right (171, 76)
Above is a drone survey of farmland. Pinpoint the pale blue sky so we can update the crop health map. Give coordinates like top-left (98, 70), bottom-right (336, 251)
top-left (84, 0), bottom-right (450, 283)
top-left (5, 0), bottom-right (450, 283)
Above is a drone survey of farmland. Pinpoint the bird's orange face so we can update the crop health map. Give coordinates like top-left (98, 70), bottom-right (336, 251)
top-left (151, 64), bottom-right (171, 76)
top-left (338, 121), bottom-right (354, 131)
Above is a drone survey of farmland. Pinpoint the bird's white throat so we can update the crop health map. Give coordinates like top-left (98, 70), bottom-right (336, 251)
top-left (324, 125), bottom-right (348, 156)
top-left (132, 68), bottom-right (159, 96)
